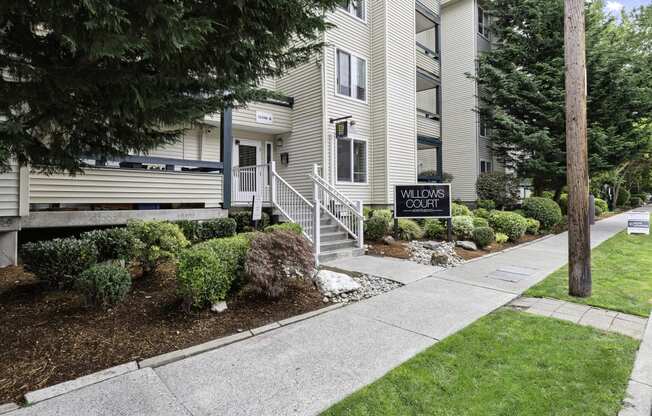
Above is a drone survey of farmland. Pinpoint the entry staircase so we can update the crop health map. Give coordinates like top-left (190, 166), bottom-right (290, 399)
top-left (233, 162), bottom-right (364, 264)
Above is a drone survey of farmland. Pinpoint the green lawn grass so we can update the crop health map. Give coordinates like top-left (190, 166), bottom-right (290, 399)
top-left (322, 310), bottom-right (638, 416)
top-left (526, 231), bottom-right (652, 317)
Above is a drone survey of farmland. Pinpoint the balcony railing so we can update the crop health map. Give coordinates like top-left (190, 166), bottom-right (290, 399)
top-left (417, 109), bottom-right (441, 138)
top-left (416, 42), bottom-right (440, 78)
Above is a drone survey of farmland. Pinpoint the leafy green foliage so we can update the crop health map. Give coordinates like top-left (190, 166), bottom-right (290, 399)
top-left (177, 246), bottom-right (234, 309)
top-left (395, 219), bottom-right (424, 241)
top-left (75, 264), bottom-right (132, 308)
top-left (424, 219), bottom-right (446, 239)
top-left (526, 218), bottom-right (541, 235)
top-left (364, 216), bottom-right (390, 241)
top-left (264, 223), bottom-right (303, 235)
top-left (245, 230), bottom-right (314, 298)
top-left (451, 203), bottom-right (472, 217)
top-left (198, 218), bottom-right (238, 241)
top-left (230, 211), bottom-right (271, 233)
top-left (21, 238), bottom-right (98, 288)
top-left (196, 235), bottom-right (252, 293)
top-left (489, 211), bottom-right (528, 242)
top-left (476, 199), bottom-right (496, 211)
top-left (81, 227), bottom-right (143, 262)
top-left (452, 216), bottom-right (474, 239)
top-left (127, 220), bottom-right (189, 272)
top-left (473, 217), bottom-right (489, 228)
top-left (371, 209), bottom-right (393, 223)
top-left (495, 233), bottom-right (509, 244)
top-left (0, 0), bottom-right (340, 173)
top-left (559, 194), bottom-right (569, 215)
top-left (473, 208), bottom-right (491, 219)
top-left (522, 197), bottom-right (563, 230)
top-left (595, 198), bottom-right (609, 213)
top-left (473, 227), bottom-right (495, 249)
top-left (475, 173), bottom-right (520, 209)
top-left (617, 189), bottom-right (631, 207)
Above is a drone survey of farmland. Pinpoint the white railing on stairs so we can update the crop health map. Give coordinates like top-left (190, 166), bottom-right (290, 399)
top-left (311, 164), bottom-right (364, 251)
top-left (269, 162), bottom-right (315, 243)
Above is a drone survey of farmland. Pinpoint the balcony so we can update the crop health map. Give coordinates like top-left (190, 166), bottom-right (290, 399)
top-left (416, 42), bottom-right (440, 78)
top-left (416, 0), bottom-right (440, 27)
top-left (417, 109), bottom-right (441, 138)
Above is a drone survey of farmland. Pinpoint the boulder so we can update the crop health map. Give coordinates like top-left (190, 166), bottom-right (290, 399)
top-left (314, 270), bottom-right (361, 296)
top-left (431, 253), bottom-right (450, 266)
top-left (382, 236), bottom-right (396, 245)
top-left (211, 301), bottom-right (228, 313)
top-left (456, 240), bottom-right (478, 251)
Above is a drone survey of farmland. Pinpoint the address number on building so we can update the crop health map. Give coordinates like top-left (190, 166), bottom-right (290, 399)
top-left (394, 184), bottom-right (452, 219)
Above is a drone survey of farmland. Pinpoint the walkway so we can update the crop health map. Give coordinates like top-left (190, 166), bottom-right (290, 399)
top-left (6, 209), bottom-right (649, 416)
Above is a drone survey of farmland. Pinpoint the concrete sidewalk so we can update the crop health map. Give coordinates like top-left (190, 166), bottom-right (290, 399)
top-left (7, 209), bottom-right (646, 416)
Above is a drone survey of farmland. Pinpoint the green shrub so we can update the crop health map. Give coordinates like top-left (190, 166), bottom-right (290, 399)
top-left (476, 199), bottom-right (496, 210)
top-left (199, 218), bottom-right (237, 241)
top-left (174, 220), bottom-right (204, 244)
top-left (594, 198), bottom-right (609, 214)
top-left (488, 211), bottom-right (528, 242)
top-left (452, 203), bottom-right (472, 217)
top-left (594, 204), bottom-right (604, 217)
top-left (476, 172), bottom-right (520, 209)
top-left (395, 219), bottom-right (424, 241)
top-left (75, 264), bottom-right (131, 307)
top-left (616, 189), bottom-right (631, 207)
top-left (127, 220), bottom-right (189, 272)
top-left (177, 246), bottom-right (233, 308)
top-left (264, 222), bottom-right (303, 235)
top-left (364, 216), bottom-right (390, 241)
top-left (473, 217), bottom-right (489, 228)
top-left (495, 232), bottom-right (509, 244)
top-left (452, 216), bottom-right (474, 239)
top-left (473, 227), bottom-right (495, 249)
top-left (81, 227), bottom-right (143, 262)
top-left (526, 218), bottom-right (541, 235)
top-left (474, 208), bottom-right (491, 219)
top-left (424, 219), bottom-right (446, 239)
top-left (246, 230), bottom-right (315, 298)
top-left (522, 197), bottom-right (563, 230)
top-left (559, 194), bottom-right (568, 215)
top-left (541, 191), bottom-right (555, 199)
top-left (230, 210), bottom-right (271, 232)
top-left (363, 207), bottom-right (373, 219)
top-left (21, 238), bottom-right (98, 288)
top-left (630, 196), bottom-right (643, 208)
top-left (371, 209), bottom-right (393, 223)
top-left (197, 234), bottom-right (251, 292)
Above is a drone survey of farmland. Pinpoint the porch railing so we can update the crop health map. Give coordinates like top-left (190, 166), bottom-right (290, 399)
top-left (311, 164), bottom-right (364, 251)
top-left (269, 162), bottom-right (314, 243)
top-left (232, 164), bottom-right (270, 204)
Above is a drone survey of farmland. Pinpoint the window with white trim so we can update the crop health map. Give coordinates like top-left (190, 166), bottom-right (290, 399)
top-left (337, 49), bottom-right (367, 102)
top-left (478, 7), bottom-right (491, 39)
top-left (338, 0), bottom-right (365, 21)
top-left (480, 160), bottom-right (493, 174)
top-left (337, 133), bottom-right (367, 183)
top-left (479, 114), bottom-right (489, 137)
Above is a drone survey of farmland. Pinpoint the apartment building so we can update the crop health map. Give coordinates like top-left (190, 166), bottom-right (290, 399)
top-left (0, 0), bottom-right (447, 265)
top-left (441, 0), bottom-right (495, 201)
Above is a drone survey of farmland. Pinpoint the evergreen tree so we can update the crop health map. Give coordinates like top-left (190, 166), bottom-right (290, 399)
top-left (477, 0), bottom-right (652, 196)
top-left (0, 0), bottom-right (339, 173)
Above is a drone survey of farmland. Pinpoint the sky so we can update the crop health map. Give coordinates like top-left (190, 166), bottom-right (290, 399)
top-left (605, 0), bottom-right (650, 15)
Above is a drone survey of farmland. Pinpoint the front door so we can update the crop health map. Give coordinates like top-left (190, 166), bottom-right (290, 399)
top-left (233, 139), bottom-right (263, 203)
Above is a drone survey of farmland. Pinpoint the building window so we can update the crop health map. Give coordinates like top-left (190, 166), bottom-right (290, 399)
top-left (338, 0), bottom-right (365, 21)
top-left (337, 49), bottom-right (367, 102)
top-left (478, 7), bottom-right (491, 39)
top-left (480, 160), bottom-right (493, 174)
top-left (337, 136), bottom-right (367, 183)
top-left (479, 115), bottom-right (489, 137)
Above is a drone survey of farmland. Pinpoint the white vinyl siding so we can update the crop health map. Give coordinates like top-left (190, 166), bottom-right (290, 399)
top-left (147, 127), bottom-right (220, 162)
top-left (370, 1), bottom-right (388, 205)
top-left (0, 164), bottom-right (19, 217)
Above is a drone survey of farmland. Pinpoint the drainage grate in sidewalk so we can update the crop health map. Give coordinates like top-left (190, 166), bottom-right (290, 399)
top-left (486, 265), bottom-right (539, 283)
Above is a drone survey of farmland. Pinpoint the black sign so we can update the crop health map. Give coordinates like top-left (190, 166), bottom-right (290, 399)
top-left (394, 184), bottom-right (452, 219)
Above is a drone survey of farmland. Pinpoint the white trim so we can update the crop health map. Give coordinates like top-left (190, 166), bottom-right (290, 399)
top-left (334, 47), bottom-right (369, 105)
top-left (336, 0), bottom-right (367, 24)
top-left (335, 134), bottom-right (369, 186)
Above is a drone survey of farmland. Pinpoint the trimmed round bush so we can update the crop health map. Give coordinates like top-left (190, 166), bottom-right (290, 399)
top-left (473, 227), bottom-right (495, 249)
top-left (75, 264), bottom-right (131, 307)
top-left (473, 217), bottom-right (489, 228)
top-left (174, 220), bottom-right (203, 244)
top-left (488, 211), bottom-right (528, 242)
top-left (424, 219), bottom-right (445, 239)
top-left (476, 199), bottom-right (496, 210)
top-left (365, 216), bottom-right (390, 241)
top-left (197, 234), bottom-right (252, 292)
top-left (363, 207), bottom-right (373, 219)
top-left (127, 220), bottom-right (189, 272)
top-left (395, 219), bottom-right (424, 241)
top-left (452, 203), bottom-right (472, 217)
top-left (617, 189), bottom-right (631, 207)
top-left (21, 238), bottom-right (98, 288)
top-left (452, 216), bottom-right (474, 239)
top-left (265, 222), bottom-right (303, 235)
top-left (495, 232), bottom-right (509, 244)
top-left (474, 208), bottom-right (491, 219)
top-left (594, 204), bottom-right (604, 217)
top-left (522, 197), bottom-right (563, 230)
top-left (177, 246), bottom-right (233, 308)
top-left (595, 198), bottom-right (609, 214)
top-left (230, 210), bottom-right (271, 232)
top-left (559, 194), bottom-right (568, 215)
top-left (81, 227), bottom-right (143, 262)
top-left (526, 218), bottom-right (541, 235)
top-left (371, 209), bottom-right (393, 223)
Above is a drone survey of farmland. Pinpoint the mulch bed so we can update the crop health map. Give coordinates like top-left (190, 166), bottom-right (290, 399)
top-left (0, 263), bottom-right (325, 403)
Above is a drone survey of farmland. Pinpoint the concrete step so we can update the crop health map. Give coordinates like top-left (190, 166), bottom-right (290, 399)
top-left (320, 218), bottom-right (333, 226)
top-left (318, 247), bottom-right (365, 263)
top-left (320, 231), bottom-right (350, 242)
top-left (320, 239), bottom-right (357, 252)
top-left (320, 224), bottom-right (340, 234)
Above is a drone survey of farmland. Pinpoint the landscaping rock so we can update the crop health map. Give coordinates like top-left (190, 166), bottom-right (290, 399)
top-left (408, 241), bottom-right (463, 268)
top-left (325, 274), bottom-right (402, 304)
top-left (314, 270), bottom-right (362, 296)
top-left (210, 302), bottom-right (228, 313)
top-left (456, 241), bottom-right (478, 251)
top-left (431, 253), bottom-right (450, 266)
top-left (382, 236), bottom-right (396, 245)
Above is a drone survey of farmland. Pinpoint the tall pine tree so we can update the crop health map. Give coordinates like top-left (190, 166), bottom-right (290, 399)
top-left (0, 0), bottom-right (339, 173)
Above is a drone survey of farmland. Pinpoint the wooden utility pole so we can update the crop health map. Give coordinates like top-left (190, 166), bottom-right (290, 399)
top-left (564, 0), bottom-right (592, 297)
